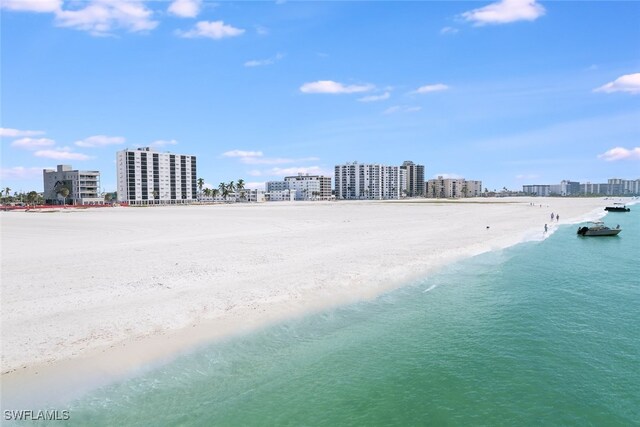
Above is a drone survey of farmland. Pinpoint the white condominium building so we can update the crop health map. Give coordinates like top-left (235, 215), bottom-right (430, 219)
top-left (286, 173), bottom-right (332, 200)
top-left (334, 162), bottom-right (407, 200)
top-left (265, 181), bottom-right (290, 192)
top-left (266, 174), bottom-right (332, 201)
top-left (116, 147), bottom-right (197, 205)
top-left (426, 176), bottom-right (482, 198)
top-left (43, 164), bottom-right (102, 205)
top-left (265, 189), bottom-right (296, 201)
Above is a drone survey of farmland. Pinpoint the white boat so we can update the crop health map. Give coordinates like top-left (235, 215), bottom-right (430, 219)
top-left (577, 221), bottom-right (621, 236)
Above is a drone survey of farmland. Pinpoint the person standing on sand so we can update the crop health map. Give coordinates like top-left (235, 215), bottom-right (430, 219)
top-left (551, 213), bottom-right (555, 221)
top-left (544, 224), bottom-right (548, 233)
top-left (557, 214), bottom-right (560, 222)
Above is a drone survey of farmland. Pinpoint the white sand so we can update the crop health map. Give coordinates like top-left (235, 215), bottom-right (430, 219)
top-left (0, 197), bottom-right (613, 404)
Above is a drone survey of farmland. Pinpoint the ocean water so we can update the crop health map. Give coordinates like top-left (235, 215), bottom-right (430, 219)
top-left (23, 210), bottom-right (640, 426)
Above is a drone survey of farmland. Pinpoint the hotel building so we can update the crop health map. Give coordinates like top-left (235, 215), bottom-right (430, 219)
top-left (116, 147), bottom-right (197, 205)
top-left (400, 161), bottom-right (425, 197)
top-left (334, 162), bottom-right (407, 200)
top-left (43, 164), bottom-right (102, 205)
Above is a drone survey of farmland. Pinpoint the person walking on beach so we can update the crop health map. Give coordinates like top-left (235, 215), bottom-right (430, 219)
top-left (557, 214), bottom-right (560, 222)
top-left (551, 213), bottom-right (555, 221)
top-left (544, 224), bottom-right (548, 233)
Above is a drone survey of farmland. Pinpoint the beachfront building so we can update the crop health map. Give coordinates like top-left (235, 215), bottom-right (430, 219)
top-left (286, 173), bottom-right (332, 201)
top-left (525, 178), bottom-right (640, 196)
top-left (266, 174), bottom-right (332, 201)
top-left (265, 181), bottom-right (290, 192)
top-left (199, 188), bottom-right (265, 203)
top-left (522, 185), bottom-right (551, 196)
top-left (43, 165), bottom-right (103, 205)
top-left (334, 162), bottom-right (407, 200)
top-left (116, 147), bottom-right (197, 205)
top-left (425, 176), bottom-right (483, 198)
top-left (549, 180), bottom-right (581, 196)
top-left (400, 161), bottom-right (425, 197)
top-left (265, 189), bottom-right (296, 201)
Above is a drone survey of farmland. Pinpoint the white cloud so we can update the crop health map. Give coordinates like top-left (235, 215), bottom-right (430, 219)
top-left (245, 181), bottom-right (265, 190)
top-left (358, 92), bottom-right (390, 102)
top-left (75, 135), bottom-right (125, 148)
top-left (267, 166), bottom-right (330, 176)
top-left (413, 83), bottom-right (449, 94)
top-left (223, 150), bottom-right (318, 165)
top-left (256, 25), bottom-right (269, 36)
top-left (0, 0), bottom-right (60, 13)
top-left (241, 156), bottom-right (319, 165)
top-left (300, 80), bottom-right (374, 94)
top-left (177, 20), bottom-right (245, 39)
top-left (54, 0), bottom-right (158, 36)
top-left (248, 170), bottom-right (262, 177)
top-left (383, 105), bottom-right (422, 115)
top-left (461, 0), bottom-right (545, 26)
top-left (0, 128), bottom-right (45, 138)
top-left (244, 53), bottom-right (284, 67)
top-left (594, 73), bottom-right (640, 95)
top-left (440, 26), bottom-right (459, 35)
top-left (168, 0), bottom-right (201, 18)
top-left (0, 166), bottom-right (51, 180)
top-left (597, 147), bottom-right (640, 161)
top-left (149, 139), bottom-right (178, 147)
top-left (222, 150), bottom-right (263, 158)
top-left (34, 149), bottom-right (92, 161)
top-left (11, 138), bottom-right (56, 150)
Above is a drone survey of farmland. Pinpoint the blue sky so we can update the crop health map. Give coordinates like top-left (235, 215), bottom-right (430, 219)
top-left (1, 0), bottom-right (639, 193)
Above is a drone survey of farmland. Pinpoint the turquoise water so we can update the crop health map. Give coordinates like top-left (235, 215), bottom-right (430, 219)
top-left (28, 210), bottom-right (640, 425)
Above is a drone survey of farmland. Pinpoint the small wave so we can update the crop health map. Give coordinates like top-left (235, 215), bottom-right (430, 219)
top-left (423, 284), bottom-right (437, 293)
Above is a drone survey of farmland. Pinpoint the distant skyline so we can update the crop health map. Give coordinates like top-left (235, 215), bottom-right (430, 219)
top-left (1, 0), bottom-right (639, 193)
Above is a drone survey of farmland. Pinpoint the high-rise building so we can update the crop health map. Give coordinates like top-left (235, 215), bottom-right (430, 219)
top-left (523, 185), bottom-right (551, 196)
top-left (400, 161), bottom-right (425, 197)
top-left (286, 173), bottom-right (332, 200)
top-left (43, 165), bottom-right (102, 205)
top-left (334, 162), bottom-right (406, 200)
top-left (116, 147), bottom-right (197, 205)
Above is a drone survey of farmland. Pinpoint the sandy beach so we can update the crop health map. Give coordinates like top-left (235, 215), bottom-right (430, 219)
top-left (0, 197), bottom-right (614, 405)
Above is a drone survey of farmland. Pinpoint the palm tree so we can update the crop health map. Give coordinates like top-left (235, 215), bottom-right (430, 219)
top-left (197, 178), bottom-right (205, 199)
top-left (203, 188), bottom-right (212, 199)
top-left (236, 179), bottom-right (245, 201)
top-left (58, 187), bottom-right (70, 206)
top-left (212, 188), bottom-right (220, 200)
top-left (218, 183), bottom-right (227, 201)
top-left (227, 181), bottom-right (235, 201)
top-left (3, 187), bottom-right (10, 199)
top-left (26, 191), bottom-right (38, 205)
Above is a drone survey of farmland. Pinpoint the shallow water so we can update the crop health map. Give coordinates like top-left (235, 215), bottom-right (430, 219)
top-left (19, 209), bottom-right (640, 426)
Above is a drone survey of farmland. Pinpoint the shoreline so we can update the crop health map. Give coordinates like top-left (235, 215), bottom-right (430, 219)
top-left (0, 197), bottom-right (626, 408)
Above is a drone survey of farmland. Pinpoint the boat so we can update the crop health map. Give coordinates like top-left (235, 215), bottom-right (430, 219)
top-left (577, 221), bottom-right (622, 236)
top-left (604, 203), bottom-right (630, 212)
